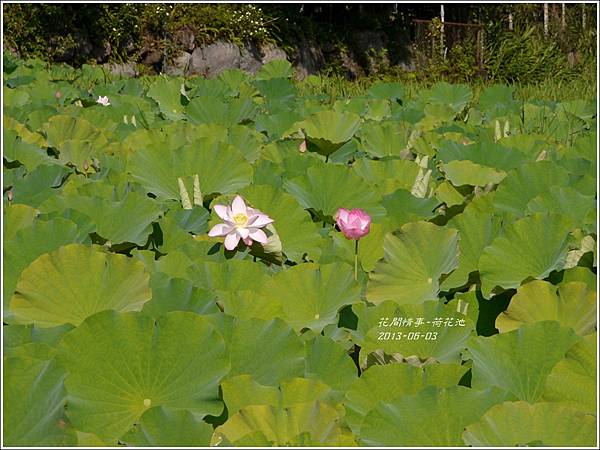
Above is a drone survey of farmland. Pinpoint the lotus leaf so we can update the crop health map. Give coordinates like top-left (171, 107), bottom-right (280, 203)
top-left (10, 244), bottom-right (151, 327)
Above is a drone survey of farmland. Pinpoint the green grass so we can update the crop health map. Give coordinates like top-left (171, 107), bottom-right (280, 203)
top-left (295, 72), bottom-right (597, 102)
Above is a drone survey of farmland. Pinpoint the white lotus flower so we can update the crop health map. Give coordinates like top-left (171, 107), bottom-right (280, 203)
top-left (208, 195), bottom-right (274, 251)
top-left (96, 95), bottom-right (111, 106)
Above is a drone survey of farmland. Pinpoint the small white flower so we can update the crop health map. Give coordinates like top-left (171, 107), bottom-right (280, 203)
top-left (96, 95), bottom-right (111, 106)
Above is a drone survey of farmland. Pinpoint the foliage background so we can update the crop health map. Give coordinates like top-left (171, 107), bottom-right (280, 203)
top-left (2, 2), bottom-right (596, 88)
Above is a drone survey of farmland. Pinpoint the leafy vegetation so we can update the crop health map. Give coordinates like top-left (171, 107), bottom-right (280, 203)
top-left (2, 54), bottom-right (597, 447)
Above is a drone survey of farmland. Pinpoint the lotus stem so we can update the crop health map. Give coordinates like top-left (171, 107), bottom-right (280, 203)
top-left (354, 239), bottom-right (359, 281)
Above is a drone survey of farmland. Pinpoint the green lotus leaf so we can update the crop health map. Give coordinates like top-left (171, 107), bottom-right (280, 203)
top-left (443, 209), bottom-right (502, 289)
top-left (147, 76), bottom-right (187, 121)
top-left (493, 161), bottom-right (571, 217)
top-left (261, 139), bottom-right (324, 176)
top-left (239, 184), bottom-right (323, 262)
top-left (526, 186), bottom-right (596, 233)
top-left (4, 129), bottom-right (58, 170)
top-left (255, 110), bottom-right (304, 140)
top-left (3, 217), bottom-right (86, 317)
top-left (426, 82), bottom-right (472, 113)
top-left (364, 99), bottom-right (392, 121)
top-left (226, 318), bottom-right (305, 386)
top-left (10, 244), bottom-right (151, 327)
top-left (434, 180), bottom-right (464, 206)
top-left (211, 401), bottom-right (347, 447)
top-left (283, 162), bottom-right (385, 219)
top-left (561, 266), bottom-right (596, 290)
top-left (360, 385), bottom-right (505, 447)
top-left (478, 84), bottom-right (519, 119)
top-left (43, 189), bottom-right (163, 246)
top-left (381, 189), bottom-right (440, 231)
top-left (222, 375), bottom-right (280, 415)
top-left (441, 160), bottom-right (506, 187)
top-left (154, 214), bottom-right (197, 254)
top-left (333, 97), bottom-right (369, 116)
top-left (253, 77), bottom-right (296, 102)
top-left (292, 110), bottom-right (361, 156)
top-left (542, 332), bottom-right (596, 413)
top-left (367, 81), bottom-right (404, 101)
top-left (3, 323), bottom-right (74, 358)
top-left (56, 310), bottom-right (229, 441)
top-left (129, 137), bottom-right (253, 200)
top-left (437, 140), bottom-right (527, 172)
top-left (353, 158), bottom-right (420, 196)
top-left (353, 300), bottom-right (475, 366)
top-left (222, 376), bottom-right (334, 417)
top-left (9, 163), bottom-right (69, 207)
top-left (227, 124), bottom-right (266, 163)
top-left (3, 203), bottom-right (38, 240)
top-left (4, 115), bottom-right (47, 147)
top-left (563, 129), bottom-right (596, 163)
top-left (255, 59), bottom-right (293, 80)
top-left (463, 401), bottom-right (596, 447)
top-left (344, 362), bottom-right (468, 435)
top-left (478, 213), bottom-right (573, 297)
top-left (120, 406), bottom-right (213, 447)
top-left (3, 353), bottom-right (76, 446)
top-left (142, 273), bottom-right (219, 317)
top-left (496, 280), bottom-right (596, 335)
top-left (367, 222), bottom-right (459, 305)
top-left (186, 96), bottom-right (258, 127)
top-left (4, 86), bottom-right (30, 108)
top-left (259, 262), bottom-right (360, 332)
top-left (355, 121), bottom-right (411, 158)
top-left (304, 335), bottom-right (358, 396)
top-left (42, 114), bottom-right (108, 150)
top-left (188, 259), bottom-right (271, 316)
top-left (467, 321), bottom-right (580, 402)
top-left (317, 222), bottom-right (383, 274)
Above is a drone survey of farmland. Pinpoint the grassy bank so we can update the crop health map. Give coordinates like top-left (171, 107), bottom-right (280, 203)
top-left (295, 73), bottom-right (597, 102)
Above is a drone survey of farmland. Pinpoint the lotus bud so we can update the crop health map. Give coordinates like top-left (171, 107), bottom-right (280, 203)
top-left (335, 208), bottom-right (371, 240)
top-left (298, 139), bottom-right (307, 153)
top-left (83, 160), bottom-right (89, 171)
top-left (55, 90), bottom-right (62, 100)
top-left (178, 177), bottom-right (192, 210)
top-left (193, 174), bottom-right (203, 206)
top-left (536, 150), bottom-right (548, 161)
top-left (494, 120), bottom-right (502, 142)
top-left (7, 190), bottom-right (14, 202)
top-left (131, 115), bottom-right (137, 127)
top-left (503, 120), bottom-right (510, 137)
top-left (123, 115), bottom-right (129, 125)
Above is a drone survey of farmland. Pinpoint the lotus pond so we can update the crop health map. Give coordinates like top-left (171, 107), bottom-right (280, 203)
top-left (2, 56), bottom-right (598, 447)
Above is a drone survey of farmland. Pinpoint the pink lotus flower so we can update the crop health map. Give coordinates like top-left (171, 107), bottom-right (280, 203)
top-left (96, 95), bottom-right (111, 106)
top-left (335, 208), bottom-right (371, 240)
top-left (208, 195), bottom-right (274, 251)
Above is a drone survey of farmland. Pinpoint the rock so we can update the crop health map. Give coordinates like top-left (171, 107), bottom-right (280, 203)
top-left (175, 28), bottom-right (195, 52)
top-left (260, 43), bottom-right (287, 64)
top-left (240, 44), bottom-right (263, 75)
top-left (164, 51), bottom-right (191, 76)
top-left (293, 40), bottom-right (324, 80)
top-left (109, 62), bottom-right (138, 78)
top-left (141, 47), bottom-right (162, 65)
top-left (189, 41), bottom-right (241, 77)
